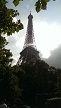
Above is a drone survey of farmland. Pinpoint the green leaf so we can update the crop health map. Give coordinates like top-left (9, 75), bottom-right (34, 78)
top-left (36, 7), bottom-right (41, 12)
top-left (41, 5), bottom-right (46, 10)
top-left (13, 0), bottom-right (20, 6)
top-left (0, 0), bottom-right (8, 5)
top-left (35, 1), bottom-right (41, 12)
top-left (12, 26), bottom-right (15, 33)
top-left (44, 0), bottom-right (50, 2)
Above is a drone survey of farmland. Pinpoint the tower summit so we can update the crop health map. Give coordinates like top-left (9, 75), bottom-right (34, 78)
top-left (17, 13), bottom-right (40, 65)
top-left (24, 12), bottom-right (35, 48)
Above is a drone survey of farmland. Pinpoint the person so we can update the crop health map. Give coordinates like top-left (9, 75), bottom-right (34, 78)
top-left (0, 103), bottom-right (7, 108)
top-left (0, 99), bottom-right (7, 108)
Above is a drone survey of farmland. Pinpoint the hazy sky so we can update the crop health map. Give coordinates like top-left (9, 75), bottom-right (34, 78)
top-left (6, 0), bottom-right (61, 68)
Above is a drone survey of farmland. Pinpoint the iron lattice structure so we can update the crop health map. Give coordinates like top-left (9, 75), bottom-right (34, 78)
top-left (23, 12), bottom-right (36, 48)
top-left (17, 13), bottom-right (40, 65)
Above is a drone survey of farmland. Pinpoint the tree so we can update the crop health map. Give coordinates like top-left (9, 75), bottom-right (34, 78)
top-left (0, 1), bottom-right (24, 105)
top-left (0, 65), bottom-right (22, 107)
top-left (0, 36), bottom-right (13, 66)
top-left (35, 0), bottom-right (56, 12)
top-left (0, 0), bottom-right (23, 36)
top-left (19, 60), bottom-right (50, 106)
top-left (0, 0), bottom-right (24, 65)
top-left (57, 70), bottom-right (61, 92)
top-left (18, 60), bottom-right (59, 108)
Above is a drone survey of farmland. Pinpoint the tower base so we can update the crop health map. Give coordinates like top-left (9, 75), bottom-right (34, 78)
top-left (17, 46), bottom-right (40, 65)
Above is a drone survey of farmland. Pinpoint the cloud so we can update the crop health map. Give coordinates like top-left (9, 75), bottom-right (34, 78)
top-left (34, 21), bottom-right (61, 58)
top-left (13, 17), bottom-right (17, 22)
top-left (44, 45), bottom-right (61, 68)
top-left (6, 33), bottom-right (22, 60)
top-left (11, 59), bottom-right (17, 66)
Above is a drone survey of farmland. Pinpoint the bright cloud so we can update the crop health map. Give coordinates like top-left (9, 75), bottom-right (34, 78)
top-left (34, 21), bottom-right (61, 58)
top-left (13, 17), bottom-right (17, 22)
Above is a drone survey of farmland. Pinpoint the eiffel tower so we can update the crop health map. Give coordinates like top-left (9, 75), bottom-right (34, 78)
top-left (17, 12), bottom-right (40, 65)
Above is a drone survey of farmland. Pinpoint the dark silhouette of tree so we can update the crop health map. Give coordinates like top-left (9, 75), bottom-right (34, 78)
top-left (18, 60), bottom-right (57, 107)
top-left (0, 0), bottom-right (23, 36)
top-left (0, 36), bottom-right (13, 66)
top-left (12, 60), bottom-right (61, 108)
top-left (0, 65), bottom-right (23, 108)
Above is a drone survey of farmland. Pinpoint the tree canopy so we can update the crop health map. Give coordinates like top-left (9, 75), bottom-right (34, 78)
top-left (0, 0), bottom-right (23, 36)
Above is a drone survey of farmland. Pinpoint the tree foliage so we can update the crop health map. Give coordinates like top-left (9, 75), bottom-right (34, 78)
top-left (0, 58), bottom-right (61, 107)
top-left (0, 65), bottom-right (22, 107)
top-left (0, 0), bottom-right (23, 36)
top-left (12, 0), bottom-right (56, 13)
top-left (0, 0), bottom-right (24, 105)
top-left (13, 0), bottom-right (23, 6)
top-left (0, 35), bottom-right (13, 66)
top-left (35, 0), bottom-right (56, 12)
top-left (18, 60), bottom-right (58, 107)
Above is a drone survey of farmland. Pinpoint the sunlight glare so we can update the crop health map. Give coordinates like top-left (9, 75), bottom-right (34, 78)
top-left (34, 21), bottom-right (61, 58)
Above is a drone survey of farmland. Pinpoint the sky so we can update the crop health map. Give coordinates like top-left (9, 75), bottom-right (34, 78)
top-left (6, 0), bottom-right (61, 68)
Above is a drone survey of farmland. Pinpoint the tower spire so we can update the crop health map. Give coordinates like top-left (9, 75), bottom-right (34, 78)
top-left (17, 13), bottom-right (40, 65)
top-left (30, 11), bottom-right (31, 14)
top-left (23, 12), bottom-right (36, 48)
